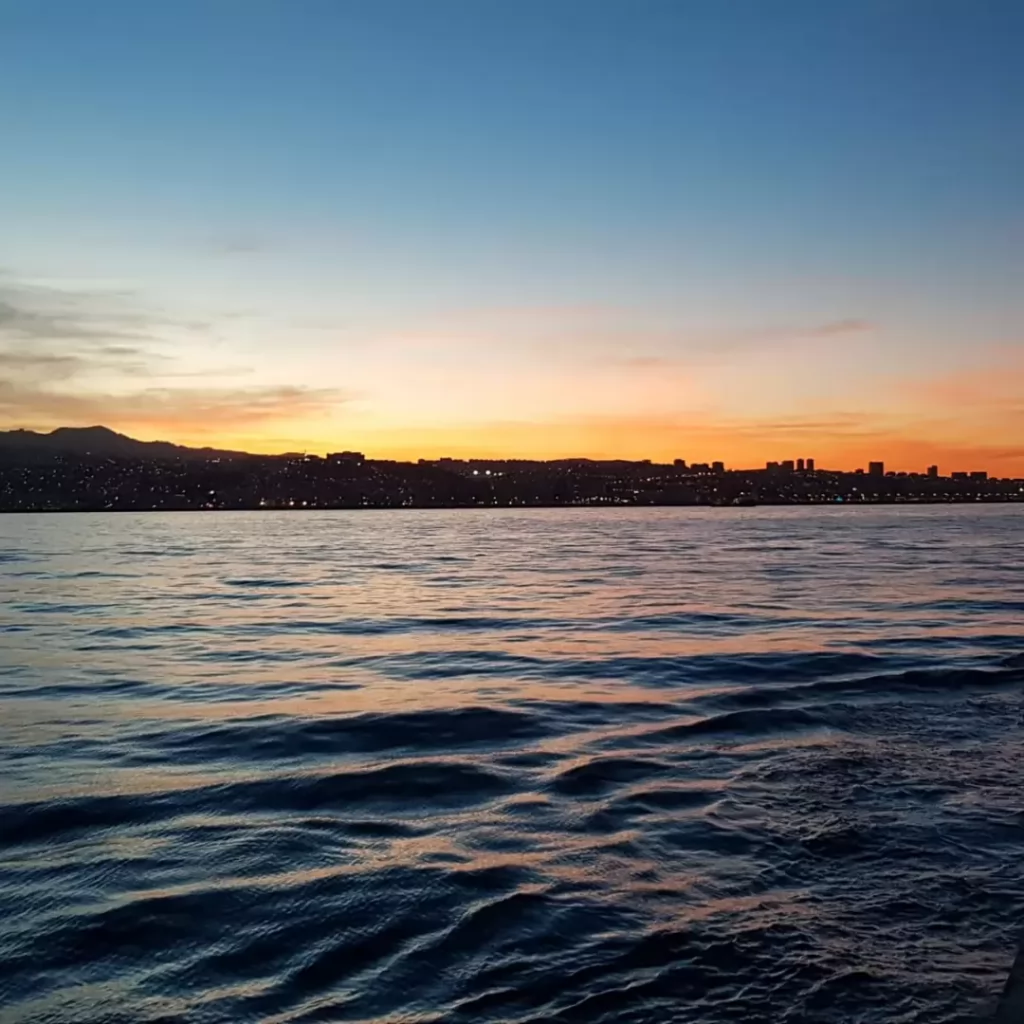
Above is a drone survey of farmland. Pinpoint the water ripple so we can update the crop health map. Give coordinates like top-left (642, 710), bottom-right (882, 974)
top-left (0, 505), bottom-right (1022, 1023)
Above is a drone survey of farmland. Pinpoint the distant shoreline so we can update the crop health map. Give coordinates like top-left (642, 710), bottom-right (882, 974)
top-left (3, 443), bottom-right (1020, 512)
top-left (3, 498), bottom-right (1021, 514)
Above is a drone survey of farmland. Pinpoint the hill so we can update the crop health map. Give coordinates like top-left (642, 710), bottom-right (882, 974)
top-left (0, 426), bottom-right (248, 461)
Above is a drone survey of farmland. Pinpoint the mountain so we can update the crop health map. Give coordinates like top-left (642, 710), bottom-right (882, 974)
top-left (0, 426), bottom-right (248, 461)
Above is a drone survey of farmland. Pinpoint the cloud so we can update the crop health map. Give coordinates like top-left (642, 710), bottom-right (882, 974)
top-left (689, 317), bottom-right (875, 353)
top-left (0, 273), bottom-right (257, 388)
top-left (117, 385), bottom-right (347, 428)
top-left (0, 380), bottom-right (348, 434)
top-left (207, 233), bottom-right (272, 256)
top-left (0, 343), bottom-right (164, 383)
top-left (0, 295), bottom-right (149, 344)
top-left (904, 360), bottom-right (1024, 410)
top-left (801, 319), bottom-right (873, 338)
top-left (0, 276), bottom-right (192, 387)
top-left (0, 348), bottom-right (87, 378)
top-left (0, 272), bottom-right (350, 439)
top-left (381, 308), bottom-right (878, 383)
top-left (886, 353), bottom-right (1024, 461)
top-left (618, 356), bottom-right (678, 369)
top-left (0, 274), bottom-right (216, 341)
top-left (348, 409), bottom-right (1024, 474)
top-left (613, 318), bottom-right (875, 369)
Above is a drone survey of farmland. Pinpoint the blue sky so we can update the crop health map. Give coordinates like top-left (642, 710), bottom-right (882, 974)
top-left (1, 0), bottom-right (1021, 468)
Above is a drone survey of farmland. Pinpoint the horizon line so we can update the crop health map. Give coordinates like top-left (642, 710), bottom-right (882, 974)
top-left (0, 423), bottom-right (1009, 477)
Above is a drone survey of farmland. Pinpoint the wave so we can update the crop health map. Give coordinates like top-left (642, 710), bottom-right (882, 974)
top-left (136, 705), bottom-right (554, 762)
top-left (701, 663), bottom-right (1024, 712)
top-left (1, 760), bottom-right (514, 849)
top-left (2, 506), bottom-right (1023, 1023)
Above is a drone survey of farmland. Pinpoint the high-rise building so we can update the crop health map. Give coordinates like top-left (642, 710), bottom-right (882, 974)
top-left (868, 461), bottom-right (885, 477)
top-left (711, 461), bottom-right (725, 473)
top-left (806, 458), bottom-right (815, 472)
top-left (766, 461), bottom-right (779, 471)
top-left (673, 458), bottom-right (687, 468)
top-left (796, 458), bottom-right (805, 471)
top-left (781, 459), bottom-right (795, 472)
top-left (927, 465), bottom-right (939, 478)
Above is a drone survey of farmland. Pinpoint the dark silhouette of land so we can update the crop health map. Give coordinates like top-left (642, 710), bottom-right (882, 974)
top-left (0, 426), bottom-right (245, 461)
top-left (0, 427), bottom-right (1020, 511)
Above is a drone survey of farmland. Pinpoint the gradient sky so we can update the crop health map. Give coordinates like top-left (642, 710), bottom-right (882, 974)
top-left (1, 0), bottom-right (1021, 471)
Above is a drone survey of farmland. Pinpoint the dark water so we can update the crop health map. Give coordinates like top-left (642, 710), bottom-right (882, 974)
top-left (1, 506), bottom-right (1023, 1024)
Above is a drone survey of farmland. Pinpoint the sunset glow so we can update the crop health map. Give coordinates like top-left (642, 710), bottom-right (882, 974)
top-left (1, 1), bottom-right (1021, 473)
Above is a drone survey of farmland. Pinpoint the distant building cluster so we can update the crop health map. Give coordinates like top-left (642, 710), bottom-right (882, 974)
top-left (0, 449), bottom-right (1020, 512)
top-left (765, 458), bottom-right (816, 472)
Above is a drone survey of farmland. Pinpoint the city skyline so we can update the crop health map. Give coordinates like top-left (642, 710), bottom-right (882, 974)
top-left (3, 424), bottom-right (1020, 513)
top-left (1, 1), bottom-right (1022, 473)
top-left (0, 424), bottom-right (1011, 479)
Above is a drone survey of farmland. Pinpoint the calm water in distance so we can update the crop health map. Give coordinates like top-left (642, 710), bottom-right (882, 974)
top-left (1, 506), bottom-right (1022, 1023)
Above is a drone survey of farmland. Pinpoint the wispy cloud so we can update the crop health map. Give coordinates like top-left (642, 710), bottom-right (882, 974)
top-left (614, 318), bottom-right (874, 369)
top-left (380, 305), bottom-right (876, 374)
top-left (903, 358), bottom-right (1024, 410)
top-left (618, 356), bottom-right (677, 369)
top-left (0, 343), bottom-right (166, 382)
top-left (0, 276), bottom-right (177, 387)
top-left (0, 273), bottom-right (350, 438)
top-left (800, 319), bottom-right (873, 338)
top-left (351, 408), bottom-right (1024, 473)
top-left (0, 285), bottom-right (153, 344)
top-left (206, 233), bottom-right (272, 256)
top-left (0, 380), bottom-right (348, 434)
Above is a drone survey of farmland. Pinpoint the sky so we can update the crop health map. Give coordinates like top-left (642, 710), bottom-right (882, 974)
top-left (0, 0), bottom-right (1021, 472)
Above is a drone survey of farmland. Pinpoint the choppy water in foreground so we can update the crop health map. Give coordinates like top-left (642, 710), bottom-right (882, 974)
top-left (1, 506), bottom-right (1023, 1024)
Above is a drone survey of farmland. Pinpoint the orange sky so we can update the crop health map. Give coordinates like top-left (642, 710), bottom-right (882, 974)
top-left (127, 364), bottom-right (1024, 475)
top-left (101, 335), bottom-right (1024, 475)
top-left (2, 2), bottom-right (1022, 477)
top-left (2, 287), bottom-right (1021, 475)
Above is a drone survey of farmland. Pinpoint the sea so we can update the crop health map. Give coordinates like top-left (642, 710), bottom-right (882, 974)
top-left (1, 505), bottom-right (1022, 1024)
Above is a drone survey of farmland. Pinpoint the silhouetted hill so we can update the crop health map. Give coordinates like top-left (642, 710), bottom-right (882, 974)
top-left (0, 426), bottom-right (247, 461)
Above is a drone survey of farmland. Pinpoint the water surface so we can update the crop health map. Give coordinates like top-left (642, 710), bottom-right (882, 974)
top-left (1, 506), bottom-right (1022, 1022)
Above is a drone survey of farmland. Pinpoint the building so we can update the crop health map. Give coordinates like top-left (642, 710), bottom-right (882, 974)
top-left (673, 458), bottom-right (687, 468)
top-left (711, 461), bottom-right (725, 473)
top-left (927, 465), bottom-right (939, 478)
top-left (869, 461), bottom-right (885, 477)
top-left (327, 451), bottom-right (365, 464)
top-left (781, 460), bottom-right (795, 472)
top-left (766, 461), bottom-right (779, 471)
top-left (970, 471), bottom-right (988, 481)
top-left (806, 458), bottom-right (815, 472)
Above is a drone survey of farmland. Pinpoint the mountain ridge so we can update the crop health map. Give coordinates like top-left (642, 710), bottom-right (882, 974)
top-left (0, 426), bottom-right (249, 461)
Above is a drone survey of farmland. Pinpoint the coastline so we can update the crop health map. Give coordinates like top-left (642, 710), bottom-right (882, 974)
top-left (2, 497), bottom-right (1022, 513)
